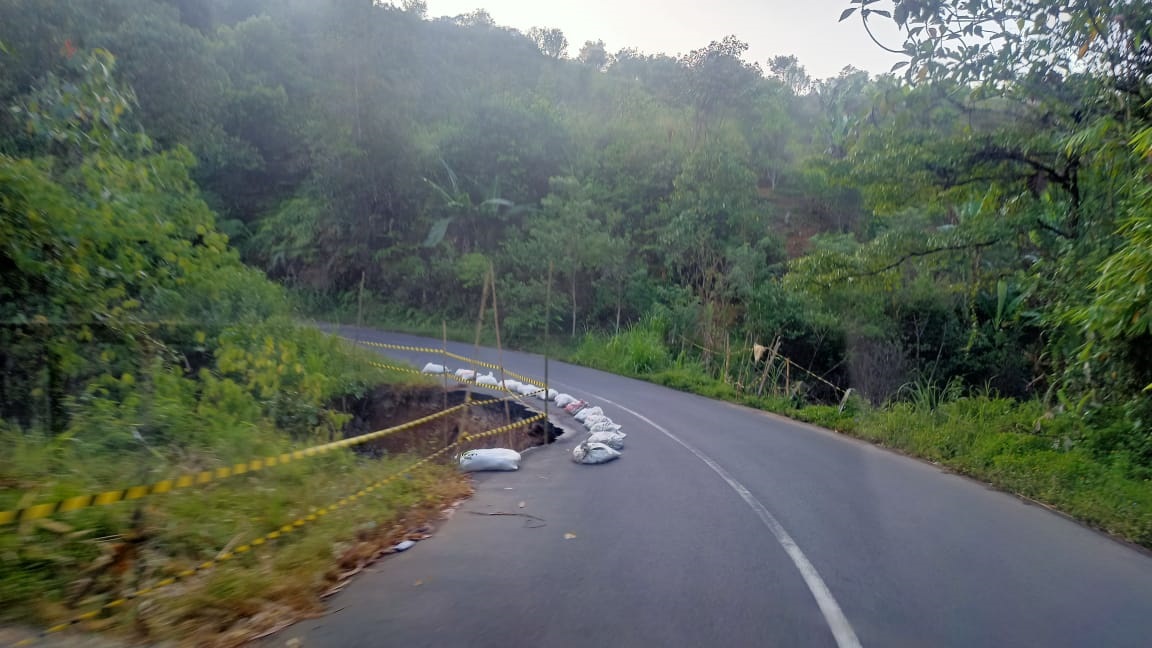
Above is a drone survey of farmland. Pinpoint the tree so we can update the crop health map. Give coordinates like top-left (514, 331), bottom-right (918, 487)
top-left (679, 36), bottom-right (762, 141)
top-left (768, 54), bottom-right (810, 95)
top-left (577, 39), bottom-right (608, 70)
top-left (527, 26), bottom-right (568, 59)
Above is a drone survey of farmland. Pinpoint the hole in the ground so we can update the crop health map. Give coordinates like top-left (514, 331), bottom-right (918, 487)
top-left (340, 384), bottom-right (562, 459)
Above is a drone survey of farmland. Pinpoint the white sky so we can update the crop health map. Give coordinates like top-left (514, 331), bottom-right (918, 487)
top-left (425, 0), bottom-right (906, 79)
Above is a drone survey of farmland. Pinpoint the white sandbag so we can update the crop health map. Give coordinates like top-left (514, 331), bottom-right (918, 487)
top-left (587, 430), bottom-right (626, 450)
top-left (476, 372), bottom-right (499, 387)
top-left (574, 406), bottom-right (603, 423)
top-left (572, 441), bottom-right (621, 465)
top-left (422, 362), bottom-right (448, 374)
top-left (500, 379), bottom-right (523, 392)
top-left (582, 414), bottom-right (610, 429)
top-left (554, 393), bottom-right (576, 408)
top-left (459, 448), bottom-right (521, 472)
top-left (454, 368), bottom-right (476, 381)
top-left (516, 383), bottom-right (539, 396)
top-left (588, 419), bottom-right (623, 433)
top-left (533, 388), bottom-right (559, 401)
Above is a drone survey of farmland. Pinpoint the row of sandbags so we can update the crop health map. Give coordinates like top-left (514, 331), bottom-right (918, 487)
top-left (422, 362), bottom-right (559, 399)
top-left (554, 393), bottom-right (625, 465)
top-left (421, 359), bottom-right (624, 468)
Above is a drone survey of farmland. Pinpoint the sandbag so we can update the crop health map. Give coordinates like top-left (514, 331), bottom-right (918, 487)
top-left (516, 383), bottom-right (539, 396)
top-left (587, 430), bottom-right (626, 450)
top-left (582, 414), bottom-right (610, 429)
top-left (500, 379), bottom-right (523, 392)
top-left (421, 362), bottom-right (448, 374)
top-left (476, 372), bottom-right (499, 387)
top-left (459, 448), bottom-right (521, 472)
top-left (454, 368), bottom-right (476, 381)
top-left (554, 393), bottom-right (576, 408)
top-left (588, 419), bottom-right (623, 433)
top-left (533, 388), bottom-right (559, 401)
top-left (564, 400), bottom-right (587, 414)
top-left (574, 406), bottom-right (603, 423)
top-left (572, 441), bottom-right (621, 465)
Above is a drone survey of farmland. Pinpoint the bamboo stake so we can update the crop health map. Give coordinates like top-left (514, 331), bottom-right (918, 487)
top-left (487, 264), bottom-right (513, 445)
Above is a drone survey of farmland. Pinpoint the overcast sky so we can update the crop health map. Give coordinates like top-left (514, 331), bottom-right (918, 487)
top-left (425, 0), bottom-right (906, 79)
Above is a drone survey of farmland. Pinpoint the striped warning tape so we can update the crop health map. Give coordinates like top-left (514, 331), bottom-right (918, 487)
top-left (369, 361), bottom-right (426, 376)
top-left (0, 396), bottom-right (510, 527)
top-left (441, 351), bottom-right (543, 387)
top-left (14, 413), bottom-right (547, 647)
top-left (349, 339), bottom-right (544, 388)
top-left (352, 339), bottom-right (440, 354)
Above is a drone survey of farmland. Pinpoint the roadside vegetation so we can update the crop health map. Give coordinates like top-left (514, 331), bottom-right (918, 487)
top-left (3, 0), bottom-right (1152, 636)
top-left (572, 316), bottom-right (1152, 547)
top-left (0, 42), bottom-right (464, 643)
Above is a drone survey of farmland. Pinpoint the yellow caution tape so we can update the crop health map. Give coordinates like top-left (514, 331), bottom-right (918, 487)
top-left (369, 361), bottom-right (426, 375)
top-left (352, 339), bottom-right (441, 354)
top-left (0, 395), bottom-right (515, 526)
top-left (17, 413), bottom-right (547, 646)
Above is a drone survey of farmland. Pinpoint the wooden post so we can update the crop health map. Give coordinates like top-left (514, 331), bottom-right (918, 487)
top-left (756, 337), bottom-right (781, 397)
top-left (465, 269), bottom-right (492, 445)
top-left (544, 261), bottom-right (553, 447)
top-left (442, 320), bottom-right (450, 447)
top-left (488, 264), bottom-right (513, 446)
top-left (838, 387), bottom-right (854, 414)
top-left (785, 358), bottom-right (791, 398)
top-left (722, 333), bottom-right (731, 384)
top-left (356, 270), bottom-right (366, 327)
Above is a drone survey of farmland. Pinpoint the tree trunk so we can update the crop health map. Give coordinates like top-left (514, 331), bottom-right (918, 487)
top-left (570, 272), bottom-right (577, 338)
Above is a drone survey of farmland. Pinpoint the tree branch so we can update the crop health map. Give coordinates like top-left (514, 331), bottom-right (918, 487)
top-left (839, 238), bottom-right (1002, 281)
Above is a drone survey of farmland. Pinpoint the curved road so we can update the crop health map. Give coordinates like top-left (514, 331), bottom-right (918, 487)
top-left (276, 325), bottom-right (1152, 647)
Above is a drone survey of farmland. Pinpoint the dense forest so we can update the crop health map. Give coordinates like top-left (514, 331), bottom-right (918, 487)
top-left (2, 0), bottom-right (1152, 521)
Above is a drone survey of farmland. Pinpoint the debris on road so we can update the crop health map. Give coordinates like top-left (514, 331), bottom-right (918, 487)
top-left (393, 540), bottom-right (416, 552)
top-left (459, 448), bottom-right (521, 472)
top-left (587, 431), bottom-right (625, 450)
top-left (572, 441), bottom-right (621, 464)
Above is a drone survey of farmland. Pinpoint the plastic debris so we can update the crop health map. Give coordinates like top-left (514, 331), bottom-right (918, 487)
top-left (459, 448), bottom-right (521, 472)
top-left (587, 430), bottom-right (626, 450)
top-left (454, 368), bottom-right (476, 381)
top-left (421, 362), bottom-right (448, 374)
top-left (393, 540), bottom-right (416, 552)
top-left (572, 441), bottom-right (621, 465)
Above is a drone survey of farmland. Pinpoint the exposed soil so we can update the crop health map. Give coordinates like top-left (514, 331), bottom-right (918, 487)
top-left (341, 384), bottom-right (563, 458)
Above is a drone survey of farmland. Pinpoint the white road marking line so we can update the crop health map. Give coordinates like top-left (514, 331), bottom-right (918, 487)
top-left (557, 382), bottom-right (864, 648)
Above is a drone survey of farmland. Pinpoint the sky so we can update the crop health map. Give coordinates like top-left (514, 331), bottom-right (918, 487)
top-left (424, 0), bottom-right (906, 79)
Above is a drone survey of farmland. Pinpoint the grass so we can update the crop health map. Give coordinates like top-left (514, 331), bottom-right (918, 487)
top-left (0, 428), bottom-right (470, 644)
top-left (0, 328), bottom-right (462, 645)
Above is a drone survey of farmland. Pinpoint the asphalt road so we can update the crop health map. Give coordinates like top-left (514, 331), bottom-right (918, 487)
top-left (273, 325), bottom-right (1152, 648)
